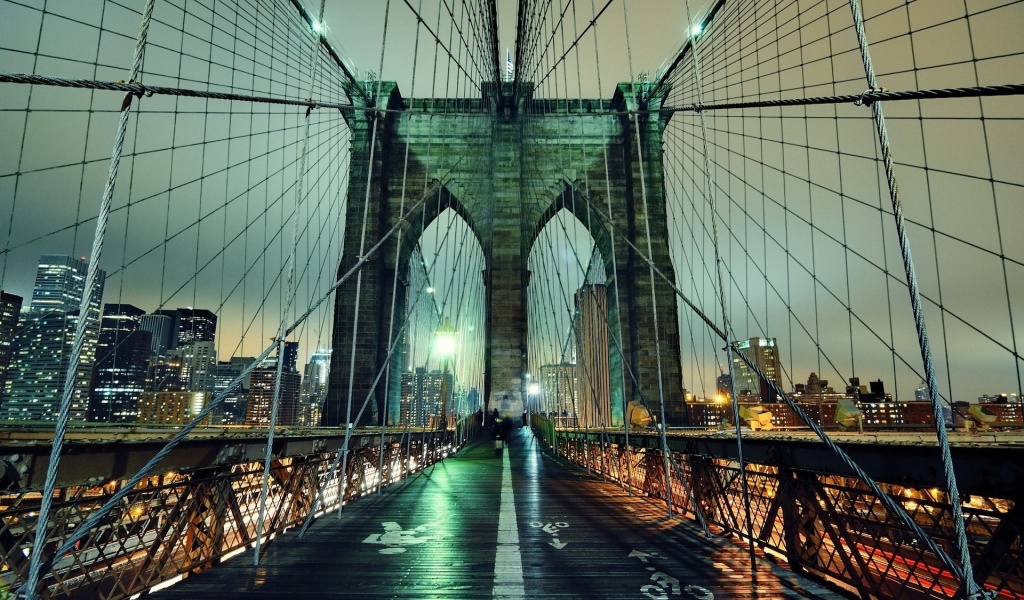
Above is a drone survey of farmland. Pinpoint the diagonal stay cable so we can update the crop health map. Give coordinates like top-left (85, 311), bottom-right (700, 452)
top-left (25, 163), bottom-right (456, 586)
top-left (573, 186), bottom-right (968, 582)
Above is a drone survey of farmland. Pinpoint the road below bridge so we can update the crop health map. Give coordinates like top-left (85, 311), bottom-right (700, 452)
top-left (156, 428), bottom-right (842, 599)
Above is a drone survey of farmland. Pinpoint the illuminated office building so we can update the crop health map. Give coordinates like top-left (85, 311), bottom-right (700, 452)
top-left (541, 363), bottom-right (576, 416)
top-left (400, 367), bottom-right (450, 427)
top-left (0, 291), bottom-right (23, 394)
top-left (731, 337), bottom-right (782, 403)
top-left (300, 348), bottom-right (331, 426)
top-left (88, 304), bottom-right (151, 422)
top-left (1, 256), bottom-right (104, 421)
top-left (245, 367), bottom-right (300, 427)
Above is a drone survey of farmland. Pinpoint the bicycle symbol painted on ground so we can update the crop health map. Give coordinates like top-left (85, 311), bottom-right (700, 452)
top-left (362, 521), bottom-right (436, 554)
top-left (530, 520), bottom-right (569, 549)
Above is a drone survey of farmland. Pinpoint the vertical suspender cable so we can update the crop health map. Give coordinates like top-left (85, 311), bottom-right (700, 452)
top-left (630, 109), bottom-right (675, 517)
top-left (379, 143), bottom-right (410, 487)
top-left (845, 1), bottom-right (979, 596)
top-left (680, 0), bottom-right (757, 569)
top-left (253, 0), bottom-right (328, 566)
top-left (338, 0), bottom-right (395, 519)
top-left (569, 0), bottom-right (609, 472)
top-left (589, 0), bottom-right (632, 496)
top-left (18, 1), bottom-right (157, 597)
top-left (622, 0), bottom-right (674, 518)
top-left (376, 0), bottom-right (400, 495)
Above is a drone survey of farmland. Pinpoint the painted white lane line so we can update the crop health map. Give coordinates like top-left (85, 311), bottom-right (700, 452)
top-left (493, 447), bottom-right (525, 598)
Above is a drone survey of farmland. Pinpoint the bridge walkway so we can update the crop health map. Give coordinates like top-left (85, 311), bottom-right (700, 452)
top-left (156, 428), bottom-right (842, 599)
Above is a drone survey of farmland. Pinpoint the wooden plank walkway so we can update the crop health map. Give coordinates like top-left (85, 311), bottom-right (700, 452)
top-left (156, 428), bottom-right (843, 599)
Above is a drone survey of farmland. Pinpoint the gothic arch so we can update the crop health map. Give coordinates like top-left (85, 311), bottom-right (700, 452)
top-left (530, 182), bottom-right (616, 283)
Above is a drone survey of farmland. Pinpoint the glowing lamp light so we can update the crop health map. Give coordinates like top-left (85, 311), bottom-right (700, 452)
top-left (436, 334), bottom-right (456, 357)
top-left (426, 286), bottom-right (435, 294)
top-left (691, 23), bottom-right (703, 37)
top-left (312, 20), bottom-right (323, 34)
top-left (435, 317), bottom-right (457, 358)
top-left (528, 383), bottom-right (540, 396)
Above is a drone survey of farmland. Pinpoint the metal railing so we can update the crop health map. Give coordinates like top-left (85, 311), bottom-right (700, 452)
top-left (0, 424), bottom-right (474, 599)
top-left (536, 418), bottom-right (1024, 599)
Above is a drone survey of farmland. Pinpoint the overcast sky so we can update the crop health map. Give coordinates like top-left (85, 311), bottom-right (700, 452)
top-left (0, 0), bottom-right (1021, 404)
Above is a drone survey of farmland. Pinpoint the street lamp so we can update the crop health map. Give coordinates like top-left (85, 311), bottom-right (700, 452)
top-left (527, 382), bottom-right (540, 409)
top-left (526, 383), bottom-right (540, 428)
top-left (435, 316), bottom-right (457, 431)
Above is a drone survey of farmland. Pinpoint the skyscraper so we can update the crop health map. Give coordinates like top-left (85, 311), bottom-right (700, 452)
top-left (0, 291), bottom-right (24, 394)
top-left (209, 357), bottom-right (255, 425)
top-left (399, 367), bottom-right (450, 427)
top-left (139, 313), bottom-right (174, 356)
top-left (731, 337), bottom-right (782, 403)
top-left (27, 255), bottom-right (96, 314)
top-left (150, 310), bottom-right (181, 351)
top-left (180, 340), bottom-right (217, 392)
top-left (151, 308), bottom-right (217, 350)
top-left (176, 308), bottom-right (217, 346)
top-left (138, 390), bottom-right (209, 425)
top-left (574, 284), bottom-right (611, 427)
top-left (541, 363), bottom-right (576, 417)
top-left (262, 341), bottom-right (299, 374)
top-left (88, 304), bottom-right (152, 423)
top-left (146, 354), bottom-right (185, 392)
top-left (466, 387), bottom-right (480, 414)
top-left (299, 348), bottom-right (330, 426)
top-left (1, 256), bottom-right (105, 421)
top-left (245, 368), bottom-right (300, 427)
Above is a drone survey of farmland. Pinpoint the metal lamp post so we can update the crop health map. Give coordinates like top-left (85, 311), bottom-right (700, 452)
top-left (527, 382), bottom-right (540, 426)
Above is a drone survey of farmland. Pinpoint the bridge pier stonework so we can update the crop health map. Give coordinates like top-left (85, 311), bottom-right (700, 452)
top-left (326, 82), bottom-right (686, 426)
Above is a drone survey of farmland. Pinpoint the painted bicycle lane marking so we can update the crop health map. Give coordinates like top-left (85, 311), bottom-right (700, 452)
top-left (529, 520), bottom-right (569, 549)
top-left (629, 549), bottom-right (714, 600)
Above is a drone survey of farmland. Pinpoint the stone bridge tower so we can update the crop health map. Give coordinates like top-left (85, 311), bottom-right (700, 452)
top-left (324, 82), bottom-right (687, 427)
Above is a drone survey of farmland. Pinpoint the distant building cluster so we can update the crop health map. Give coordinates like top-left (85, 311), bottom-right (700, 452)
top-left (400, 367), bottom-right (450, 427)
top-left (533, 305), bottom-right (1023, 430)
top-left (696, 336), bottom-right (1023, 430)
top-left (398, 367), bottom-right (478, 427)
top-left (0, 255), bottom-right (331, 427)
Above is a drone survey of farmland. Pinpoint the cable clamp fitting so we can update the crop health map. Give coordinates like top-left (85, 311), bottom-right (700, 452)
top-left (855, 86), bottom-right (886, 107)
top-left (117, 80), bottom-right (150, 111)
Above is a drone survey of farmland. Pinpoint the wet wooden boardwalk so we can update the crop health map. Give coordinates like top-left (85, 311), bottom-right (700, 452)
top-left (157, 428), bottom-right (843, 599)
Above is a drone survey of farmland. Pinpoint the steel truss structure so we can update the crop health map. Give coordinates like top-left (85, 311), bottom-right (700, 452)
top-left (544, 424), bottom-right (1024, 599)
top-left (0, 429), bottom-right (458, 599)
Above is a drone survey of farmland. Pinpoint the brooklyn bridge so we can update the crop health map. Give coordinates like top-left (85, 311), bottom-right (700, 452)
top-left (0, 0), bottom-right (1022, 598)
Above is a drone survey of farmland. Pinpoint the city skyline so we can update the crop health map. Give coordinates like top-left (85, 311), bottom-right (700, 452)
top-left (0, 1), bottom-right (1020, 414)
top-left (0, 253), bottom-right (488, 426)
top-left (2, 251), bottom-right (1020, 427)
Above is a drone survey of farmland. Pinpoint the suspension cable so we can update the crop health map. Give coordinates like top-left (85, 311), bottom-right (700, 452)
top-left (252, 0), bottom-right (329, 566)
top-left (845, 0), bottom-right (978, 595)
top-left (678, 0), bottom-right (758, 571)
top-left (18, 1), bottom-right (157, 597)
top-left (578, 187), bottom-right (968, 580)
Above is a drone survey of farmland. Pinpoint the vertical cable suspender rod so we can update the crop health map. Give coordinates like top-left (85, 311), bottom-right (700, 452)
top-left (677, 0), bottom-right (758, 570)
top-left (253, 0), bottom-right (329, 566)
